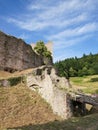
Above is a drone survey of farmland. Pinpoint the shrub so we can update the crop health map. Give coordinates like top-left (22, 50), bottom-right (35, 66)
top-left (8, 77), bottom-right (22, 86)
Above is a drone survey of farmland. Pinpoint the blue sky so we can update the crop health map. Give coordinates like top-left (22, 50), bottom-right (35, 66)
top-left (0, 0), bottom-right (98, 62)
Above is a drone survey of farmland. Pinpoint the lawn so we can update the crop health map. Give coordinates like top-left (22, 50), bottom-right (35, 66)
top-left (70, 75), bottom-right (98, 94)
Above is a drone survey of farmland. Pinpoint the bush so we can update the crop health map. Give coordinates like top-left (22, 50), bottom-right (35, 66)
top-left (8, 77), bottom-right (22, 86)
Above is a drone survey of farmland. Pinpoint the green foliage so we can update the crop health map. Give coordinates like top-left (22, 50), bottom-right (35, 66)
top-left (8, 77), bottom-right (22, 86)
top-left (54, 53), bottom-right (98, 78)
top-left (88, 68), bottom-right (95, 75)
top-left (34, 41), bottom-right (52, 58)
top-left (43, 50), bottom-right (52, 58)
top-left (69, 67), bottom-right (77, 77)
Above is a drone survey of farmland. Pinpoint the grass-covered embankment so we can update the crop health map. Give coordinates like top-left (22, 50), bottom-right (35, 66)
top-left (0, 84), bottom-right (60, 129)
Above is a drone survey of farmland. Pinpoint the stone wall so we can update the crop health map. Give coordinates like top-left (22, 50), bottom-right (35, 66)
top-left (0, 31), bottom-right (46, 72)
top-left (0, 66), bottom-right (73, 119)
top-left (25, 66), bottom-right (73, 119)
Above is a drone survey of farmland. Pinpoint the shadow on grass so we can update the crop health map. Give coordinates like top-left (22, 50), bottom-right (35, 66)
top-left (7, 114), bottom-right (98, 130)
top-left (90, 77), bottom-right (98, 82)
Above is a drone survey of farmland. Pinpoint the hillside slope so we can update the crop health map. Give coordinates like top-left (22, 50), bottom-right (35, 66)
top-left (0, 84), bottom-right (60, 129)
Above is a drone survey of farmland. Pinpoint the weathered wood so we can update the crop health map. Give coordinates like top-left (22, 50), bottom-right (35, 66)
top-left (75, 93), bottom-right (98, 106)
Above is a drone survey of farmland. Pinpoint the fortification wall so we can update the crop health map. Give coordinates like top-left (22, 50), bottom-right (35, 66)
top-left (26, 66), bottom-right (73, 119)
top-left (0, 31), bottom-right (46, 72)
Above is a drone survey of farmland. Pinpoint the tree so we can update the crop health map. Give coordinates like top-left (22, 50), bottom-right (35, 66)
top-left (34, 41), bottom-right (52, 58)
top-left (92, 63), bottom-right (98, 74)
top-left (54, 53), bottom-right (98, 77)
top-left (88, 68), bottom-right (95, 75)
top-left (78, 67), bottom-right (88, 77)
top-left (69, 67), bottom-right (77, 77)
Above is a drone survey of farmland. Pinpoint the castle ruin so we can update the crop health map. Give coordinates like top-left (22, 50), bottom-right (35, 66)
top-left (0, 31), bottom-right (52, 72)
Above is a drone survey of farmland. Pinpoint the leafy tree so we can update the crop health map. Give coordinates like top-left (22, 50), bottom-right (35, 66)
top-left (34, 41), bottom-right (52, 58)
top-left (88, 68), bottom-right (95, 75)
top-left (92, 63), bottom-right (98, 73)
top-left (81, 66), bottom-right (89, 76)
top-left (43, 50), bottom-right (52, 58)
top-left (69, 67), bottom-right (77, 77)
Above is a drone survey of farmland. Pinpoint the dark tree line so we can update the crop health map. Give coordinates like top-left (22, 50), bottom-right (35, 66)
top-left (54, 53), bottom-right (98, 78)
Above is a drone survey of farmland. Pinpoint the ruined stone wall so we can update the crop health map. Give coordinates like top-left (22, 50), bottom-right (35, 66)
top-left (0, 31), bottom-right (44, 72)
top-left (26, 66), bottom-right (73, 119)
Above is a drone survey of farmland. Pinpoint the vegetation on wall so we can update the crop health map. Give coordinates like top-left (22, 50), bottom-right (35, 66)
top-left (54, 53), bottom-right (98, 78)
top-left (34, 41), bottom-right (52, 58)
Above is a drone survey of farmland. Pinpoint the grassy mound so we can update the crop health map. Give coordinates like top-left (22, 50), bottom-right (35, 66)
top-left (0, 84), bottom-right (60, 129)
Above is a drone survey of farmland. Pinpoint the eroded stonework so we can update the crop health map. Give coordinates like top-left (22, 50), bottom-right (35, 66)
top-left (25, 66), bottom-right (73, 119)
top-left (0, 31), bottom-right (52, 72)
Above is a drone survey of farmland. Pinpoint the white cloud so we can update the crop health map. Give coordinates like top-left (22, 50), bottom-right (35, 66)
top-left (53, 34), bottom-right (91, 51)
top-left (27, 0), bottom-right (49, 10)
top-left (28, 4), bottom-right (42, 10)
top-left (7, 0), bottom-right (97, 31)
top-left (8, 18), bottom-right (48, 31)
top-left (78, 23), bottom-right (98, 34)
top-left (8, 12), bottom-right (88, 31)
top-left (47, 23), bottom-right (98, 41)
top-left (18, 33), bottom-right (30, 40)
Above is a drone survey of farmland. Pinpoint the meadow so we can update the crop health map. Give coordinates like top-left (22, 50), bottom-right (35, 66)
top-left (71, 75), bottom-right (98, 94)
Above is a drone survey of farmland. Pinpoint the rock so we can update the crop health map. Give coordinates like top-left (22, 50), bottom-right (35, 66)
top-left (0, 79), bottom-right (10, 87)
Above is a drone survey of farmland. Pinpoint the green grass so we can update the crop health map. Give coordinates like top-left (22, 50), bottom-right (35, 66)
top-left (71, 75), bottom-right (98, 94)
